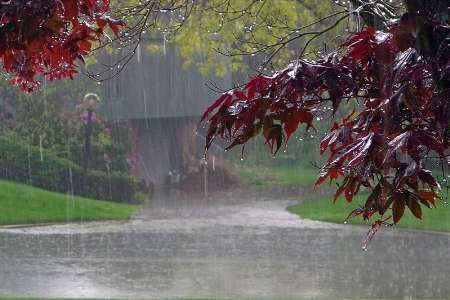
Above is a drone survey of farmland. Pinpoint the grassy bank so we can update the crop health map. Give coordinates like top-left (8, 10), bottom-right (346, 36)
top-left (0, 180), bottom-right (138, 225)
top-left (288, 194), bottom-right (450, 232)
top-left (234, 163), bottom-right (318, 187)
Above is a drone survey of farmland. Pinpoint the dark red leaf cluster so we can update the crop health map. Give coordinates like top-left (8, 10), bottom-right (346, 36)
top-left (0, 0), bottom-right (124, 91)
top-left (203, 10), bottom-right (450, 243)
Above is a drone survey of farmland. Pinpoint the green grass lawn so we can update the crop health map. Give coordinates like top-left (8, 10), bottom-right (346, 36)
top-left (0, 180), bottom-right (138, 225)
top-left (234, 163), bottom-right (318, 187)
top-left (287, 193), bottom-right (450, 232)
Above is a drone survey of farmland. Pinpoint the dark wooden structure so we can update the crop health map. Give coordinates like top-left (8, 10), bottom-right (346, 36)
top-left (100, 43), bottom-right (231, 186)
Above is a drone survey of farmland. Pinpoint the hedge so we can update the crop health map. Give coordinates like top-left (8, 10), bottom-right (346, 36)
top-left (0, 133), bottom-right (147, 203)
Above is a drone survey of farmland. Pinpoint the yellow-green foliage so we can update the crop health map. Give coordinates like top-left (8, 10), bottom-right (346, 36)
top-left (112, 0), bottom-right (344, 77)
top-left (173, 0), bottom-right (337, 76)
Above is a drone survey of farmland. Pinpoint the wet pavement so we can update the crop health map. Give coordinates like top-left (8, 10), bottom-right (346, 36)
top-left (0, 187), bottom-right (449, 299)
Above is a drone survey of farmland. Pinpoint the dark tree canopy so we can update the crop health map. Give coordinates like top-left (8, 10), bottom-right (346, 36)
top-left (202, 0), bottom-right (450, 247)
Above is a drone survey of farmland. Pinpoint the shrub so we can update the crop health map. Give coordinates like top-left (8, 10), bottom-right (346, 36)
top-left (0, 133), bottom-right (147, 203)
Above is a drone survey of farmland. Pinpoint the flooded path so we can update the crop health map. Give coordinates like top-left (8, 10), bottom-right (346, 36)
top-left (0, 187), bottom-right (449, 299)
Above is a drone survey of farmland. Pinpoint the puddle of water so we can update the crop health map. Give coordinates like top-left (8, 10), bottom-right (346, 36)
top-left (0, 187), bottom-right (449, 299)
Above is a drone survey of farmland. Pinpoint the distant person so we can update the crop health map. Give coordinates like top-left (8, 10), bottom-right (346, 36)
top-left (80, 93), bottom-right (101, 193)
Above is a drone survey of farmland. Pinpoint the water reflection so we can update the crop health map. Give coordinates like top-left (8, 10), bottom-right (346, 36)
top-left (0, 188), bottom-right (449, 299)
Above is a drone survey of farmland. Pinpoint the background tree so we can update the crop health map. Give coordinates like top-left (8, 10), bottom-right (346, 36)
top-left (0, 74), bottom-right (130, 174)
top-left (89, 0), bottom-right (345, 85)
